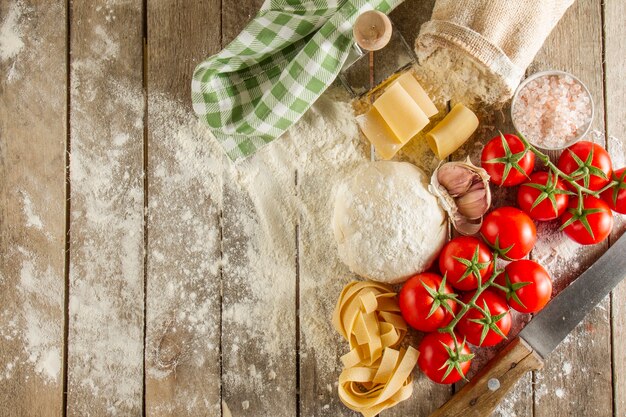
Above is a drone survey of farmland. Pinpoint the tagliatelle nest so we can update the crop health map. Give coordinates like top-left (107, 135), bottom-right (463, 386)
top-left (332, 281), bottom-right (418, 417)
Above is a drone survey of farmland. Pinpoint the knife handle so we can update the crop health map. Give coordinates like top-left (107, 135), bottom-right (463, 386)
top-left (429, 337), bottom-right (544, 417)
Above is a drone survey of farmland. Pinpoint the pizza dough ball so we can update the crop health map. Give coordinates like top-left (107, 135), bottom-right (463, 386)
top-left (332, 161), bottom-right (447, 283)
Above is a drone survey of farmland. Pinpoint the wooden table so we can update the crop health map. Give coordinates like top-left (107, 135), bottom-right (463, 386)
top-left (1, 0), bottom-right (624, 416)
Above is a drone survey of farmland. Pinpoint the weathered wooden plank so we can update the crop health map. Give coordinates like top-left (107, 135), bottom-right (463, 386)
top-left (528, 0), bottom-right (612, 415)
top-left (604, 0), bottom-right (626, 415)
top-left (219, 2), bottom-right (298, 416)
top-left (144, 0), bottom-right (223, 415)
top-left (0, 1), bottom-right (66, 415)
top-left (297, 91), bottom-right (370, 417)
top-left (66, 2), bottom-right (145, 415)
top-left (220, 149), bottom-right (298, 417)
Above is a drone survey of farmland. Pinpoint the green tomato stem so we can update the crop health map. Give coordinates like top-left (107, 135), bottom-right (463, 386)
top-left (517, 134), bottom-right (605, 197)
top-left (595, 180), bottom-right (619, 195)
top-left (441, 254), bottom-right (502, 334)
top-left (489, 282), bottom-right (509, 292)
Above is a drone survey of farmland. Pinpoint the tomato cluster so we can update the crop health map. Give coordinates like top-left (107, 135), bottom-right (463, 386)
top-left (481, 134), bottom-right (623, 245)
top-left (399, 230), bottom-right (552, 384)
top-left (398, 134), bottom-right (623, 385)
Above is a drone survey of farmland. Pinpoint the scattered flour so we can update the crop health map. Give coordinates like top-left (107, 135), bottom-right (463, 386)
top-left (67, 16), bottom-right (145, 414)
top-left (1, 0), bottom-right (67, 399)
top-left (492, 381), bottom-right (524, 417)
top-left (0, 247), bottom-right (63, 384)
top-left (21, 192), bottom-right (44, 230)
top-left (17, 256), bottom-right (63, 383)
top-left (609, 134), bottom-right (626, 166)
top-left (5, 4), bottom-right (616, 413)
top-left (562, 362), bottom-right (572, 376)
top-left (0, 0), bottom-right (25, 62)
top-left (19, 259), bottom-right (63, 382)
top-left (533, 221), bottom-right (581, 287)
top-left (206, 87), bottom-right (370, 415)
top-left (144, 93), bottom-right (223, 416)
top-left (414, 47), bottom-right (508, 107)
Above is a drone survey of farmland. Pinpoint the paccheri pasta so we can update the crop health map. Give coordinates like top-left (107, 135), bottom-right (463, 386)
top-left (332, 281), bottom-right (418, 417)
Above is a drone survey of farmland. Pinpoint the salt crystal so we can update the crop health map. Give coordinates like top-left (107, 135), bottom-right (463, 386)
top-left (513, 73), bottom-right (592, 149)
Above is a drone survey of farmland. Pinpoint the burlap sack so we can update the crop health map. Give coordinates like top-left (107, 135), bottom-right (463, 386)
top-left (416, 0), bottom-right (575, 102)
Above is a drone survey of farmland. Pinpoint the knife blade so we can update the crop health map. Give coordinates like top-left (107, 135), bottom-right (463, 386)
top-left (430, 233), bottom-right (626, 417)
top-left (519, 233), bottom-right (626, 358)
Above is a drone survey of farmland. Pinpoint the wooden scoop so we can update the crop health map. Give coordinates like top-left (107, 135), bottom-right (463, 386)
top-left (353, 10), bottom-right (392, 51)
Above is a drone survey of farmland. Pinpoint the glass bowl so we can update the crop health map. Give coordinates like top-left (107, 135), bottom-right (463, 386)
top-left (510, 70), bottom-right (594, 150)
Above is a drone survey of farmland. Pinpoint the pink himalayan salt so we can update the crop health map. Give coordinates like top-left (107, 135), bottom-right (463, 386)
top-left (512, 74), bottom-right (592, 149)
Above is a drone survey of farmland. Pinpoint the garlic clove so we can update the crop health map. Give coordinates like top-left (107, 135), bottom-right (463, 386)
top-left (429, 157), bottom-right (491, 236)
top-left (436, 164), bottom-right (476, 196)
top-left (453, 216), bottom-right (483, 236)
top-left (456, 183), bottom-right (489, 219)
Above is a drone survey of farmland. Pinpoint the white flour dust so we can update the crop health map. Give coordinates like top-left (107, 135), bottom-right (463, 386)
top-left (4, 3), bottom-right (617, 413)
top-left (141, 86), bottom-right (368, 416)
top-left (0, 249), bottom-right (63, 384)
top-left (1, 0), bottom-right (67, 394)
top-left (0, 0), bottom-right (25, 62)
top-left (533, 221), bottom-right (581, 284)
top-left (67, 12), bottom-right (145, 413)
top-left (21, 192), bottom-right (44, 230)
top-left (18, 257), bottom-right (63, 382)
top-left (492, 382), bottom-right (524, 417)
top-left (414, 47), bottom-right (507, 107)
top-left (145, 92), bottom-right (223, 416)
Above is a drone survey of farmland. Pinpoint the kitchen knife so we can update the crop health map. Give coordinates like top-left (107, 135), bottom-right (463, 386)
top-left (429, 233), bottom-right (626, 417)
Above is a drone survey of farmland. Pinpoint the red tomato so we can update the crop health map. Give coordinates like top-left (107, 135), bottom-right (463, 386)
top-left (457, 290), bottom-right (512, 347)
top-left (496, 260), bottom-right (552, 313)
top-left (600, 167), bottom-right (626, 214)
top-left (517, 171), bottom-right (570, 221)
top-left (557, 141), bottom-right (612, 191)
top-left (560, 196), bottom-right (613, 245)
top-left (438, 236), bottom-right (493, 291)
top-left (399, 273), bottom-right (458, 332)
top-left (418, 332), bottom-right (472, 384)
top-left (480, 207), bottom-right (537, 260)
top-left (481, 133), bottom-right (535, 186)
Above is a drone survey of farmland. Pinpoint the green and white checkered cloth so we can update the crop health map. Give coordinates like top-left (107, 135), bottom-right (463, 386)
top-left (192, 0), bottom-right (403, 162)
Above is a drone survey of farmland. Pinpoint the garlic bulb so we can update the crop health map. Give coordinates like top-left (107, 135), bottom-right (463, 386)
top-left (429, 158), bottom-right (491, 235)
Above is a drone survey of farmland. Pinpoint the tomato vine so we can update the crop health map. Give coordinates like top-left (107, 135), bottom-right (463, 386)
top-left (435, 132), bottom-right (617, 370)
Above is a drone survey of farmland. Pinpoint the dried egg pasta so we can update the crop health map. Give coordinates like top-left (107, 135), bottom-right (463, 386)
top-left (332, 281), bottom-right (418, 416)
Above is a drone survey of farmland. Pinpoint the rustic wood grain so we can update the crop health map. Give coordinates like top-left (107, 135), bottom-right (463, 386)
top-left (66, 1), bottom-right (145, 415)
top-left (144, 1), bottom-right (223, 416)
top-left (604, 1), bottom-right (626, 415)
top-left (0, 1), bottom-right (66, 415)
top-left (1, 2), bottom-right (624, 416)
top-left (529, 0), bottom-right (613, 416)
top-left (220, 2), bottom-right (298, 416)
top-left (296, 93), bottom-right (368, 417)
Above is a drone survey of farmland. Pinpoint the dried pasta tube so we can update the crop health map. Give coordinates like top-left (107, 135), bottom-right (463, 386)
top-left (373, 83), bottom-right (430, 144)
top-left (426, 103), bottom-right (478, 159)
top-left (393, 72), bottom-right (438, 117)
top-left (356, 109), bottom-right (403, 160)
